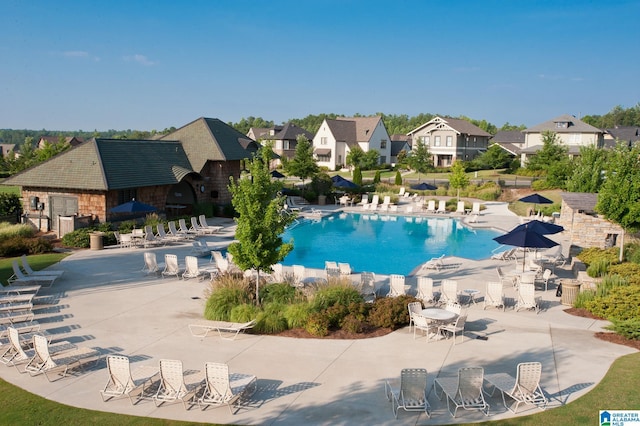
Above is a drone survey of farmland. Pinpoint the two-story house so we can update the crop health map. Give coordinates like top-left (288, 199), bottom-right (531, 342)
top-left (520, 114), bottom-right (604, 164)
top-left (406, 116), bottom-right (491, 167)
top-left (312, 116), bottom-right (391, 170)
top-left (248, 122), bottom-right (314, 164)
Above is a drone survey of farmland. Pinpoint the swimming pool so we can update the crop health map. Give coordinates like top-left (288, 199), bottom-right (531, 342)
top-left (280, 212), bottom-right (502, 275)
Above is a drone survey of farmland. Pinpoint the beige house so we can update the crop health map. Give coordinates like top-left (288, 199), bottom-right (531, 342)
top-left (406, 116), bottom-right (491, 167)
top-left (312, 116), bottom-right (391, 170)
top-left (520, 114), bottom-right (604, 164)
top-left (248, 122), bottom-right (314, 164)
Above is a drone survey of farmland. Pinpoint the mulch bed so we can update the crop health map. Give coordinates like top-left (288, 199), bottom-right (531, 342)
top-left (564, 307), bottom-right (640, 351)
top-left (276, 325), bottom-right (392, 339)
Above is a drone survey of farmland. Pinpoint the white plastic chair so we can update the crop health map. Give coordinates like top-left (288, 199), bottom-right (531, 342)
top-left (416, 276), bottom-right (436, 304)
top-left (484, 362), bottom-right (548, 413)
top-left (387, 274), bottom-right (406, 297)
top-left (434, 367), bottom-right (489, 417)
top-left (483, 281), bottom-right (505, 311)
top-left (153, 359), bottom-right (202, 409)
top-left (197, 362), bottom-right (257, 414)
top-left (100, 355), bottom-right (160, 404)
top-left (385, 368), bottom-right (431, 418)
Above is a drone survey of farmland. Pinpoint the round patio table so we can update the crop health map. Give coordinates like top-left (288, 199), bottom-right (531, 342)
top-left (420, 308), bottom-right (457, 322)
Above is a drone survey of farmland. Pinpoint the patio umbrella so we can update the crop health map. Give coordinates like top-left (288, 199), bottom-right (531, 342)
top-left (493, 223), bottom-right (559, 271)
top-left (511, 220), bottom-right (564, 235)
top-left (410, 182), bottom-right (437, 191)
top-left (270, 170), bottom-right (285, 179)
top-left (331, 175), bottom-right (358, 189)
top-left (518, 193), bottom-right (553, 215)
top-left (109, 199), bottom-right (157, 214)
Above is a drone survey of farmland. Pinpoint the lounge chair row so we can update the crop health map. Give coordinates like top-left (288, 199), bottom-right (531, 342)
top-left (386, 362), bottom-right (547, 419)
top-left (101, 355), bottom-right (257, 414)
top-left (116, 216), bottom-right (223, 249)
top-left (8, 255), bottom-right (62, 288)
top-left (142, 252), bottom-right (218, 280)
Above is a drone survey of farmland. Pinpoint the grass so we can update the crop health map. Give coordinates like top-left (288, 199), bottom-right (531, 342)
top-left (0, 184), bottom-right (20, 195)
top-left (0, 253), bottom-right (69, 286)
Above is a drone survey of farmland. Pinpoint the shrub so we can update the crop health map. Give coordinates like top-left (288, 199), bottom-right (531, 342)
top-left (283, 302), bottom-right (312, 329)
top-left (596, 274), bottom-right (629, 298)
top-left (0, 236), bottom-right (31, 257)
top-left (368, 295), bottom-right (419, 329)
top-left (395, 171), bottom-right (402, 185)
top-left (0, 193), bottom-right (22, 215)
top-left (310, 281), bottom-right (363, 312)
top-left (623, 243), bottom-right (640, 264)
top-left (27, 238), bottom-right (53, 254)
top-left (577, 247), bottom-right (619, 266)
top-left (574, 289), bottom-right (596, 309)
top-left (117, 220), bottom-right (138, 233)
top-left (261, 282), bottom-right (301, 305)
top-left (341, 313), bottom-right (365, 333)
top-left (608, 318), bottom-right (640, 340)
top-left (254, 302), bottom-right (288, 334)
top-left (305, 312), bottom-right (329, 337)
top-left (585, 285), bottom-right (640, 321)
top-left (587, 258), bottom-right (610, 278)
top-left (229, 303), bottom-right (260, 323)
top-left (608, 263), bottom-right (640, 285)
top-left (0, 223), bottom-right (36, 239)
top-left (204, 276), bottom-right (251, 321)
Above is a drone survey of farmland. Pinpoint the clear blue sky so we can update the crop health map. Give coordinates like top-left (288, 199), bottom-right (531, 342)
top-left (1, 0), bottom-right (638, 131)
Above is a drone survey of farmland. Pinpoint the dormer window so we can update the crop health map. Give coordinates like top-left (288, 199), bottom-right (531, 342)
top-left (555, 121), bottom-right (569, 129)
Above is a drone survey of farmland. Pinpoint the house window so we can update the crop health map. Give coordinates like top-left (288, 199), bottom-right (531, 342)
top-left (321, 137), bottom-right (328, 145)
top-left (380, 140), bottom-right (387, 149)
top-left (569, 134), bottom-right (582, 144)
top-left (317, 153), bottom-right (331, 162)
top-left (380, 156), bottom-right (386, 164)
top-left (446, 136), bottom-right (452, 147)
top-left (556, 121), bottom-right (568, 129)
top-left (422, 136), bottom-right (430, 145)
top-left (434, 136), bottom-right (441, 147)
top-left (118, 189), bottom-right (137, 204)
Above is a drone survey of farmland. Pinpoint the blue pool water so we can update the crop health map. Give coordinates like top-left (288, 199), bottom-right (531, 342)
top-left (280, 213), bottom-right (502, 275)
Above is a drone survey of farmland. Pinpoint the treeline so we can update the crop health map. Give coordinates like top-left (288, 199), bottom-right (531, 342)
top-left (582, 104), bottom-right (640, 128)
top-left (0, 128), bottom-right (177, 147)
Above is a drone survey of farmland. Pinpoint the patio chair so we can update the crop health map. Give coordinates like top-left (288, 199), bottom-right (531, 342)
top-left (444, 301), bottom-right (462, 316)
top-left (100, 355), bottom-right (160, 404)
top-left (385, 368), bottom-right (431, 418)
top-left (211, 251), bottom-right (230, 274)
top-left (515, 283), bottom-right (541, 313)
top-left (535, 269), bottom-right (553, 292)
top-left (357, 194), bottom-right (369, 208)
top-left (10, 261), bottom-right (58, 287)
top-left (424, 200), bottom-right (436, 214)
top-left (338, 263), bottom-right (352, 276)
top-left (270, 263), bottom-right (284, 282)
top-left (162, 254), bottom-right (182, 279)
top-left (198, 215), bottom-right (223, 234)
top-left (497, 266), bottom-right (517, 288)
top-left (484, 362), bottom-right (548, 413)
top-left (422, 254), bottom-right (445, 271)
top-left (324, 261), bottom-right (339, 279)
top-left (142, 225), bottom-right (161, 247)
top-left (168, 221), bottom-right (187, 241)
top-left (26, 334), bottom-right (101, 382)
top-left (154, 359), bottom-right (203, 409)
top-left (439, 279), bottom-right (459, 305)
top-left (141, 252), bottom-right (164, 275)
top-left (438, 314), bottom-right (468, 344)
top-left (189, 217), bottom-right (204, 235)
top-left (436, 200), bottom-right (447, 214)
top-left (1, 326), bottom-right (76, 372)
top-left (412, 314), bottom-right (438, 342)
top-left (0, 310), bottom-right (35, 326)
top-left (20, 255), bottom-right (64, 279)
top-left (387, 274), bottom-right (406, 297)
top-left (0, 292), bottom-right (34, 307)
top-left (183, 256), bottom-right (205, 280)
top-left (292, 265), bottom-right (306, 287)
top-left (491, 248), bottom-right (515, 261)
top-left (380, 196), bottom-right (392, 212)
top-left (359, 272), bottom-right (377, 302)
top-left (119, 233), bottom-right (134, 249)
top-left (197, 362), bottom-right (257, 414)
top-left (0, 278), bottom-right (40, 296)
top-left (416, 276), bottom-right (436, 304)
top-left (365, 194), bottom-right (380, 211)
top-left (407, 301), bottom-right (422, 333)
top-left (483, 281), bottom-right (505, 311)
top-left (0, 300), bottom-right (33, 315)
top-left (190, 240), bottom-right (211, 257)
top-left (456, 201), bottom-right (466, 215)
top-left (434, 367), bottom-right (489, 417)
top-left (471, 202), bottom-right (482, 215)
top-left (189, 319), bottom-right (256, 340)
top-left (179, 218), bottom-right (197, 238)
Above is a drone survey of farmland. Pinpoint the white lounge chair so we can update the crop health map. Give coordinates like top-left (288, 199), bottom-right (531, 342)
top-left (20, 255), bottom-right (64, 279)
top-left (484, 362), bottom-right (548, 413)
top-left (416, 276), bottom-right (436, 304)
top-left (379, 196), bottom-right (393, 212)
top-left (10, 261), bottom-right (58, 287)
top-left (471, 202), bottom-right (482, 215)
top-left (211, 251), bottom-right (230, 274)
top-left (168, 221), bottom-right (189, 241)
top-left (436, 200), bottom-right (447, 214)
top-left (199, 215), bottom-right (223, 234)
top-left (197, 362), bottom-right (257, 414)
top-left (385, 368), bottom-right (431, 418)
top-left (26, 334), bottom-right (100, 381)
top-left (456, 201), bottom-right (466, 215)
top-left (189, 217), bottom-right (205, 236)
top-left (425, 200), bottom-right (436, 214)
top-left (338, 263), bottom-right (351, 276)
top-left (439, 279), bottom-right (459, 305)
top-left (0, 278), bottom-right (40, 296)
top-left (491, 248), bottom-right (515, 261)
top-left (141, 225), bottom-right (161, 247)
top-left (497, 266), bottom-right (517, 288)
top-left (183, 256), bottom-right (205, 280)
top-left (359, 272), bottom-right (377, 302)
top-left (422, 254), bottom-right (445, 271)
top-left (100, 355), bottom-right (160, 404)
top-left (484, 281), bottom-right (505, 311)
top-left (434, 367), bottom-right (489, 417)
top-left (515, 283), bottom-right (541, 313)
top-left (162, 254), bottom-right (182, 279)
top-left (1, 326), bottom-right (75, 372)
top-left (365, 195), bottom-right (380, 211)
top-left (358, 194), bottom-right (369, 209)
top-left (179, 218), bottom-right (197, 238)
top-left (153, 359), bottom-right (203, 409)
top-left (387, 274), bottom-right (406, 297)
top-left (535, 269), bottom-right (553, 292)
top-left (438, 314), bottom-right (467, 344)
top-left (190, 240), bottom-right (211, 257)
top-left (189, 319), bottom-right (256, 340)
top-left (293, 265), bottom-right (306, 287)
top-left (412, 314), bottom-right (438, 342)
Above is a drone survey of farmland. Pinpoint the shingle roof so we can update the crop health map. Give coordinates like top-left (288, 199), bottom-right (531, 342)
top-left (274, 122), bottom-right (314, 141)
top-left (391, 140), bottom-right (409, 156)
top-left (561, 192), bottom-right (598, 213)
top-left (336, 116), bottom-right (385, 142)
top-left (162, 117), bottom-right (259, 171)
top-left (407, 116), bottom-right (492, 137)
top-left (492, 130), bottom-right (525, 144)
top-left (606, 126), bottom-right (640, 144)
top-left (524, 114), bottom-right (602, 134)
top-left (325, 119), bottom-right (358, 146)
top-left (2, 139), bottom-right (196, 190)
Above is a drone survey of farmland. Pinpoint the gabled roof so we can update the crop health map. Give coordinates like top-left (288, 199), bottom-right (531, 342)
top-left (248, 126), bottom-right (283, 140)
top-left (561, 192), bottom-right (598, 213)
top-left (390, 140), bottom-right (409, 156)
top-left (336, 116), bottom-right (385, 143)
top-left (606, 126), bottom-right (640, 143)
top-left (273, 122), bottom-right (314, 141)
top-left (324, 119), bottom-right (358, 146)
top-left (162, 117), bottom-right (259, 171)
top-left (492, 130), bottom-right (525, 144)
top-left (3, 139), bottom-right (196, 191)
top-left (407, 116), bottom-right (492, 137)
top-left (524, 114), bottom-right (602, 134)
top-left (38, 136), bottom-right (85, 147)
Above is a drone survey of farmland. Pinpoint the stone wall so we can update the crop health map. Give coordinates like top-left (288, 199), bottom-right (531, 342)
top-left (556, 200), bottom-right (623, 250)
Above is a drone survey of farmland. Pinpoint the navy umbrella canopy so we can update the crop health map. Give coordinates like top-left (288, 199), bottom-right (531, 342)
top-left (512, 220), bottom-right (564, 235)
top-left (494, 223), bottom-right (559, 271)
top-left (270, 170), bottom-right (285, 179)
top-left (331, 175), bottom-right (358, 189)
top-left (110, 199), bottom-right (157, 214)
top-left (518, 193), bottom-right (554, 205)
top-left (410, 182), bottom-right (437, 191)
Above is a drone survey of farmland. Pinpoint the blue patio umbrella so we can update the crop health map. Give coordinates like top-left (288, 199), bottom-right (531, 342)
top-left (511, 220), bottom-right (564, 235)
top-left (110, 199), bottom-right (157, 214)
top-left (494, 223), bottom-right (559, 271)
top-left (270, 170), bottom-right (285, 179)
top-left (410, 182), bottom-right (437, 191)
top-left (331, 175), bottom-right (358, 189)
top-left (519, 193), bottom-right (553, 215)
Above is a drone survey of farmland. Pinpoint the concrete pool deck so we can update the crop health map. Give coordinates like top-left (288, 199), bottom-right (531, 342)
top-left (0, 201), bottom-right (635, 425)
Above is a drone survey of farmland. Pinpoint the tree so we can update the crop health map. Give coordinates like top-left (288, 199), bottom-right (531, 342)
top-left (283, 135), bottom-right (319, 188)
top-left (449, 160), bottom-right (470, 200)
top-left (407, 139), bottom-right (432, 179)
top-left (566, 145), bottom-right (608, 193)
top-left (373, 170), bottom-right (381, 184)
top-left (526, 131), bottom-right (568, 172)
top-left (476, 144), bottom-right (511, 171)
top-left (596, 143), bottom-right (640, 261)
top-left (352, 166), bottom-right (362, 186)
top-left (346, 146), bottom-right (379, 170)
top-left (346, 146), bottom-right (365, 170)
top-left (227, 142), bottom-right (295, 303)
top-left (394, 170), bottom-right (402, 185)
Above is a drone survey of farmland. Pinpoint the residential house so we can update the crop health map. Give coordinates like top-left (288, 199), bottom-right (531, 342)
top-left (389, 134), bottom-right (411, 165)
top-left (247, 125), bottom-right (283, 141)
top-left (520, 114), bottom-right (604, 164)
top-left (406, 116), bottom-right (491, 167)
top-left (249, 122), bottom-right (314, 163)
top-left (603, 126), bottom-right (640, 149)
top-left (37, 136), bottom-right (85, 149)
top-left (0, 144), bottom-right (16, 158)
top-left (3, 117), bottom-right (259, 234)
top-left (312, 116), bottom-right (391, 170)
top-left (491, 130), bottom-right (525, 156)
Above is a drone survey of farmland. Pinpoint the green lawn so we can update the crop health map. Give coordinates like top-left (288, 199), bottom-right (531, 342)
top-left (0, 184), bottom-right (20, 195)
top-left (0, 253), bottom-right (69, 286)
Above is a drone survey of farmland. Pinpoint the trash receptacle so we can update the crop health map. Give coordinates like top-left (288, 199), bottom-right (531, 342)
top-left (318, 195), bottom-right (327, 205)
top-left (89, 232), bottom-right (104, 250)
top-left (561, 280), bottom-right (581, 306)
